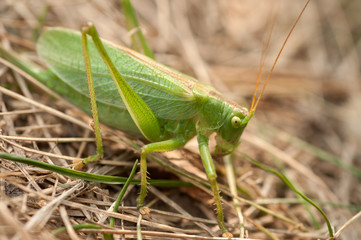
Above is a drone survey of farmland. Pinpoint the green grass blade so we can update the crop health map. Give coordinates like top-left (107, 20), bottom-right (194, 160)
top-left (31, 4), bottom-right (49, 42)
top-left (241, 153), bottom-right (334, 238)
top-left (0, 152), bottom-right (193, 187)
top-left (273, 156), bottom-right (321, 230)
top-left (52, 223), bottom-right (102, 236)
top-left (120, 0), bottom-right (155, 59)
top-left (0, 47), bottom-right (51, 83)
top-left (111, 160), bottom-right (138, 223)
top-left (105, 160), bottom-right (138, 240)
top-left (301, 195), bottom-right (321, 229)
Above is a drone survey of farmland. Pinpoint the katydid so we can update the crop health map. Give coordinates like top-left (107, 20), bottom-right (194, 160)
top-left (0, 1), bottom-right (310, 237)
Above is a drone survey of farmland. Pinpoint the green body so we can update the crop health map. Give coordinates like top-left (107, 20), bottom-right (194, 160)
top-left (37, 28), bottom-right (250, 151)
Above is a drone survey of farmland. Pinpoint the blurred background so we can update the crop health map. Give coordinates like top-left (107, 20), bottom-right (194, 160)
top-left (1, 0), bottom-right (360, 239)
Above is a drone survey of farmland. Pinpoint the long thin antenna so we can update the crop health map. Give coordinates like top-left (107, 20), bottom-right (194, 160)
top-left (250, 5), bottom-right (276, 114)
top-left (252, 0), bottom-right (311, 114)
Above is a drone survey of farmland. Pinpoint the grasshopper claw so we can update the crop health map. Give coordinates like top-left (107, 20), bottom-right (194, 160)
top-left (72, 159), bottom-right (84, 170)
top-left (222, 232), bottom-right (233, 239)
top-left (139, 206), bottom-right (152, 220)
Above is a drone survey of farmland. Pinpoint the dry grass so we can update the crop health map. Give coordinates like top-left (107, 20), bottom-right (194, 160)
top-left (0, 0), bottom-right (361, 239)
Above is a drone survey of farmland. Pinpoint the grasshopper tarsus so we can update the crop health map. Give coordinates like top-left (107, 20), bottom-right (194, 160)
top-left (138, 206), bottom-right (152, 220)
top-left (222, 232), bottom-right (233, 239)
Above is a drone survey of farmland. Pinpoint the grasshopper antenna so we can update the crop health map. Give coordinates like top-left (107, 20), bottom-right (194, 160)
top-left (249, 5), bottom-right (276, 115)
top-left (249, 0), bottom-right (311, 116)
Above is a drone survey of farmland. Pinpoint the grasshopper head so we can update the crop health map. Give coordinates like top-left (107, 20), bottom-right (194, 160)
top-left (214, 106), bottom-right (253, 156)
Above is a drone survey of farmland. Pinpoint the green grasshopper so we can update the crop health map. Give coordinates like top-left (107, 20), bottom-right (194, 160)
top-left (0, 1), bottom-right (310, 237)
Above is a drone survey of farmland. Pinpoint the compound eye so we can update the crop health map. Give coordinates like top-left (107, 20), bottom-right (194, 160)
top-left (231, 116), bottom-right (241, 128)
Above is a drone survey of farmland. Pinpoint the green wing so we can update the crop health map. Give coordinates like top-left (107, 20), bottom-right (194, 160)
top-left (37, 28), bottom-right (198, 120)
